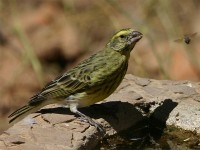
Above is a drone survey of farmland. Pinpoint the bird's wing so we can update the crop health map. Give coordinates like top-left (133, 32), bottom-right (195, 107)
top-left (28, 50), bottom-right (124, 106)
top-left (8, 70), bottom-right (92, 119)
top-left (174, 38), bottom-right (183, 43)
top-left (28, 53), bottom-right (108, 105)
top-left (29, 73), bottom-right (90, 104)
top-left (184, 32), bottom-right (197, 37)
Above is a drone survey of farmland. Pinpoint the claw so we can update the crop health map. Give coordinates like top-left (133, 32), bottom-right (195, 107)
top-left (70, 104), bottom-right (104, 132)
top-left (79, 115), bottom-right (104, 132)
top-left (86, 117), bottom-right (104, 132)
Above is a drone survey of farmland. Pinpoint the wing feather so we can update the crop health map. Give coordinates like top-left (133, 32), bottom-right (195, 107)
top-left (27, 51), bottom-right (121, 105)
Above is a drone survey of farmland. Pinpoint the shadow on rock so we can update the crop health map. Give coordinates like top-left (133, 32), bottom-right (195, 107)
top-left (37, 101), bottom-right (145, 133)
top-left (38, 106), bottom-right (73, 116)
top-left (97, 99), bottom-right (179, 149)
top-left (149, 99), bottom-right (178, 140)
top-left (38, 99), bottom-right (178, 147)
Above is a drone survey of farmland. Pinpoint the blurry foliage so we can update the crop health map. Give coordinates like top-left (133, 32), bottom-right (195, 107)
top-left (0, 0), bottom-right (200, 132)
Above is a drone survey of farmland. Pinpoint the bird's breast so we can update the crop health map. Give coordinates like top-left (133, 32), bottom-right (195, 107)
top-left (75, 60), bottom-right (128, 108)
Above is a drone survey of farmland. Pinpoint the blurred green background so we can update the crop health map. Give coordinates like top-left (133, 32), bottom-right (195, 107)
top-left (0, 0), bottom-right (200, 133)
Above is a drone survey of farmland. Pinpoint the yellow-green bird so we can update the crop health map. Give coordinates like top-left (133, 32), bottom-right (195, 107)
top-left (8, 28), bottom-right (142, 131)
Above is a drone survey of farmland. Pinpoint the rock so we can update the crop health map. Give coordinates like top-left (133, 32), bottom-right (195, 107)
top-left (0, 74), bottom-right (200, 149)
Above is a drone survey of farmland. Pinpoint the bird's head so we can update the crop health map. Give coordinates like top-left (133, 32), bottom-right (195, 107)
top-left (106, 28), bottom-right (142, 56)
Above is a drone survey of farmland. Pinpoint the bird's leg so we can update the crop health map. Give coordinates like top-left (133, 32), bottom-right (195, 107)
top-left (69, 104), bottom-right (104, 132)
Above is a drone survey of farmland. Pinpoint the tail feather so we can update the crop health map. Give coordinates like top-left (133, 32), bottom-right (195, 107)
top-left (8, 94), bottom-right (48, 124)
top-left (8, 95), bottom-right (55, 124)
top-left (8, 105), bottom-right (35, 123)
top-left (8, 105), bottom-right (32, 118)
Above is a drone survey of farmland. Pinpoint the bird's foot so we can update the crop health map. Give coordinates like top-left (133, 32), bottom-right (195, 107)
top-left (69, 104), bottom-right (105, 132)
top-left (79, 116), bottom-right (104, 132)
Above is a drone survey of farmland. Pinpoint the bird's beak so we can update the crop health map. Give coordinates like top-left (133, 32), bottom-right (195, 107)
top-left (131, 31), bottom-right (143, 43)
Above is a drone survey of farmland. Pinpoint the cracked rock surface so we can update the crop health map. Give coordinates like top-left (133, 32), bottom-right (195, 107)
top-left (0, 74), bottom-right (200, 149)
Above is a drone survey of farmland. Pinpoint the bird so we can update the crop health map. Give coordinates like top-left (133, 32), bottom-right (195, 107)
top-left (8, 28), bottom-right (143, 131)
top-left (174, 32), bottom-right (197, 44)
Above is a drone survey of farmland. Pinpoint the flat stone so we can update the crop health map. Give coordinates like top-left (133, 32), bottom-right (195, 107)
top-left (1, 74), bottom-right (200, 149)
top-left (168, 85), bottom-right (197, 95)
top-left (134, 77), bottom-right (151, 86)
top-left (167, 99), bottom-right (200, 133)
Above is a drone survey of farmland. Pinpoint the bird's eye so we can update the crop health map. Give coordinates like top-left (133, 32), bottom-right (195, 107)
top-left (119, 35), bottom-right (125, 38)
